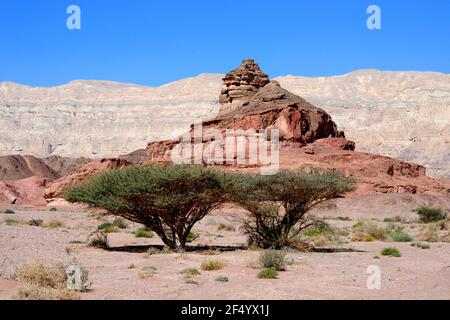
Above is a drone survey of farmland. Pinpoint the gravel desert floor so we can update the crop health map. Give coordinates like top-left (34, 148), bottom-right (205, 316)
top-left (1, 194), bottom-right (449, 300)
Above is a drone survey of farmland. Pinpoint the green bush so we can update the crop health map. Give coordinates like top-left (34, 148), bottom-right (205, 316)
top-left (215, 275), bottom-right (229, 282)
top-left (65, 165), bottom-right (232, 250)
top-left (97, 222), bottom-right (113, 231)
top-left (180, 268), bottom-right (201, 276)
top-left (231, 169), bottom-right (355, 249)
top-left (87, 231), bottom-right (109, 249)
top-left (113, 217), bottom-right (128, 229)
top-left (5, 219), bottom-right (20, 226)
top-left (217, 223), bottom-right (235, 231)
top-left (411, 242), bottom-right (430, 249)
top-left (390, 229), bottom-right (413, 242)
top-left (337, 216), bottom-right (352, 221)
top-left (257, 267), bottom-right (278, 279)
top-left (103, 225), bottom-right (119, 233)
top-left (46, 220), bottom-right (63, 229)
top-left (352, 221), bottom-right (389, 241)
top-left (259, 250), bottom-right (286, 271)
top-left (381, 247), bottom-right (401, 257)
top-left (49, 207), bottom-right (58, 212)
top-left (200, 260), bottom-right (224, 271)
top-left (186, 230), bottom-right (199, 243)
top-left (134, 228), bottom-right (154, 238)
top-left (414, 207), bottom-right (447, 223)
top-left (4, 209), bottom-right (15, 214)
top-left (28, 219), bottom-right (44, 227)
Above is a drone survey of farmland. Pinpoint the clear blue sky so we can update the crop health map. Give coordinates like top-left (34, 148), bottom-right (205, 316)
top-left (1, 0), bottom-right (449, 87)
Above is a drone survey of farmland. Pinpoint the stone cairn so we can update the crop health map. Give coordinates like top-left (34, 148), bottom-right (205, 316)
top-left (219, 59), bottom-right (270, 105)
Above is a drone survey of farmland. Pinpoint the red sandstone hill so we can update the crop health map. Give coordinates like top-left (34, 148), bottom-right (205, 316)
top-left (146, 60), bottom-right (450, 196)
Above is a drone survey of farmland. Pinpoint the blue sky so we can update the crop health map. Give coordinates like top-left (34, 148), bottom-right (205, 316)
top-left (1, 0), bottom-right (449, 87)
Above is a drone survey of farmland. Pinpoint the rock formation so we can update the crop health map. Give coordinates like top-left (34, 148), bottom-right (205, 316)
top-left (0, 155), bottom-right (90, 181)
top-left (1, 69), bottom-right (449, 179)
top-left (44, 158), bottom-right (130, 199)
top-left (219, 59), bottom-right (270, 112)
top-left (0, 176), bottom-right (51, 206)
top-left (147, 60), bottom-right (450, 197)
top-left (276, 70), bottom-right (450, 179)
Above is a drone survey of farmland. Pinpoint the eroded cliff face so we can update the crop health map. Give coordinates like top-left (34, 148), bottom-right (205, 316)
top-left (0, 75), bottom-right (221, 158)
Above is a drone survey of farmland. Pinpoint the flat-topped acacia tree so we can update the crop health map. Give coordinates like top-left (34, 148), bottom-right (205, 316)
top-left (65, 165), bottom-right (232, 250)
top-left (231, 169), bottom-right (355, 249)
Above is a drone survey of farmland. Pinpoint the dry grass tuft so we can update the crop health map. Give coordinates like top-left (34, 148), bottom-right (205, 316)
top-left (11, 261), bottom-right (81, 300)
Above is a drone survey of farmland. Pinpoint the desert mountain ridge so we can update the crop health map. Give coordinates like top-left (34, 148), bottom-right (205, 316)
top-left (1, 69), bottom-right (449, 179)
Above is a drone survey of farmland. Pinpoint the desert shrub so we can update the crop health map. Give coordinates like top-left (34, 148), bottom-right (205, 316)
top-left (87, 231), bottom-right (109, 249)
top-left (65, 165), bottom-right (232, 250)
top-left (49, 207), bottom-right (58, 212)
top-left (218, 223), bottom-right (234, 231)
top-left (4, 209), bottom-right (15, 214)
top-left (383, 216), bottom-right (406, 223)
top-left (28, 219), bottom-right (44, 227)
top-left (113, 217), bottom-right (128, 229)
top-left (104, 225), bottom-right (119, 233)
top-left (97, 222), bottom-right (113, 230)
top-left (134, 227), bottom-right (154, 238)
top-left (259, 250), bottom-right (286, 271)
top-left (5, 219), bottom-right (20, 226)
top-left (138, 266), bottom-right (157, 279)
top-left (414, 206), bottom-right (447, 223)
top-left (11, 283), bottom-right (80, 300)
top-left (46, 219), bottom-right (64, 229)
top-left (186, 230), bottom-right (199, 242)
top-left (390, 229), bottom-right (413, 242)
top-left (185, 279), bottom-right (199, 285)
top-left (381, 247), bottom-right (401, 257)
top-left (411, 242), bottom-right (430, 249)
top-left (257, 267), bottom-right (278, 279)
top-left (352, 221), bottom-right (389, 241)
top-left (98, 222), bottom-right (119, 233)
top-left (215, 275), bottom-right (229, 282)
top-left (231, 169), bottom-right (355, 249)
top-left (14, 261), bottom-right (66, 288)
top-left (200, 260), bottom-right (224, 271)
top-left (145, 248), bottom-right (161, 257)
top-left (217, 223), bottom-right (235, 231)
top-left (417, 221), bottom-right (449, 242)
top-left (11, 261), bottom-right (89, 300)
top-left (299, 221), bottom-right (349, 247)
top-left (181, 268), bottom-right (201, 276)
top-left (337, 216), bottom-right (351, 221)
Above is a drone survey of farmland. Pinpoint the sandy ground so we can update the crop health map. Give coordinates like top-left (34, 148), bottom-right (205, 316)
top-left (1, 194), bottom-right (449, 300)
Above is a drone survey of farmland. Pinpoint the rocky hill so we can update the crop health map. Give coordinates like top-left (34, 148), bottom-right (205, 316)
top-left (276, 70), bottom-right (450, 179)
top-left (146, 60), bottom-right (450, 197)
top-left (1, 67), bottom-right (449, 179)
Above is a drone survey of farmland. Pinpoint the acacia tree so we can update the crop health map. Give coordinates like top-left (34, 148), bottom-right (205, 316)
top-left (65, 165), bottom-right (232, 250)
top-left (231, 169), bottom-right (355, 249)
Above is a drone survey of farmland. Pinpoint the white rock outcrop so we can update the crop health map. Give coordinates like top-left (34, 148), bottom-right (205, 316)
top-left (0, 74), bottom-right (222, 158)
